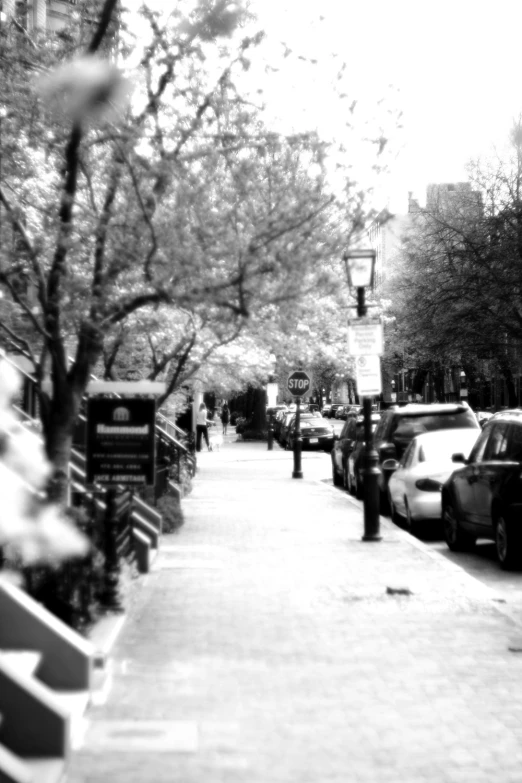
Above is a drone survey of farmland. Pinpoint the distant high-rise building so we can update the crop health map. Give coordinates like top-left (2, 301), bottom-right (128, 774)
top-left (426, 182), bottom-right (483, 219)
top-left (368, 192), bottom-right (420, 285)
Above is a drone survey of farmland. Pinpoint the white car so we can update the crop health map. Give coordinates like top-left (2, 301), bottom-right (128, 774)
top-left (385, 428), bottom-right (480, 534)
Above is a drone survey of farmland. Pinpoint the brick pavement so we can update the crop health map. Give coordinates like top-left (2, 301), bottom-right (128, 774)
top-left (68, 437), bottom-right (522, 783)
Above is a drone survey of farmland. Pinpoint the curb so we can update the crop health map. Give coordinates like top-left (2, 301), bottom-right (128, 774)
top-left (87, 612), bottom-right (126, 667)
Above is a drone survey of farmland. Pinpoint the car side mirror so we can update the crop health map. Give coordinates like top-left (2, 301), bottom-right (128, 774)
top-left (452, 452), bottom-right (467, 464)
top-left (382, 458), bottom-right (399, 472)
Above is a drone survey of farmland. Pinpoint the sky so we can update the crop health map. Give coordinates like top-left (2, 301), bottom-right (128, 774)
top-left (248, 0), bottom-right (522, 212)
top-left (126, 0), bottom-right (522, 214)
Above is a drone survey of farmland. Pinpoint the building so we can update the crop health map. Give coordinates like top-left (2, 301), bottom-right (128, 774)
top-left (426, 182), bottom-right (483, 221)
top-left (368, 192), bottom-right (420, 286)
top-left (1, 0), bottom-right (77, 32)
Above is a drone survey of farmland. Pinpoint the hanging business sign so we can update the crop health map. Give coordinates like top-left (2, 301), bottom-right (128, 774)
top-left (347, 318), bottom-right (384, 356)
top-left (85, 397), bottom-right (156, 487)
top-left (355, 355), bottom-right (382, 397)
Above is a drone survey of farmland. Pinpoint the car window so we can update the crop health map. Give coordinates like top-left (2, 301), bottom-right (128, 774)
top-left (468, 426), bottom-right (490, 463)
top-left (373, 414), bottom-right (388, 441)
top-left (482, 422), bottom-right (509, 461)
top-left (505, 423), bottom-right (522, 462)
top-left (400, 441), bottom-right (415, 468)
top-left (340, 421), bottom-right (351, 438)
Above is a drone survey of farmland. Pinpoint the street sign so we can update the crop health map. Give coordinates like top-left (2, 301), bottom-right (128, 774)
top-left (347, 318), bottom-right (384, 356)
top-left (287, 369), bottom-right (312, 397)
top-left (87, 380), bottom-right (166, 396)
top-left (86, 397), bottom-right (156, 487)
top-left (355, 355), bottom-right (382, 397)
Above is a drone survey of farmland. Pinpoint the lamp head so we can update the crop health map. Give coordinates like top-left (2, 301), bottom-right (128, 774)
top-left (343, 248), bottom-right (376, 289)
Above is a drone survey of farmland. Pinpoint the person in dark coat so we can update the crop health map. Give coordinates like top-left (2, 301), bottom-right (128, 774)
top-left (220, 403), bottom-right (230, 435)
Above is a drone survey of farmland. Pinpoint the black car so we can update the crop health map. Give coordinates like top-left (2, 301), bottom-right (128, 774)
top-left (371, 403), bottom-right (480, 510)
top-left (285, 414), bottom-right (334, 452)
top-left (345, 414), bottom-right (382, 497)
top-left (328, 404), bottom-right (345, 419)
top-left (442, 410), bottom-right (522, 569)
top-left (331, 414), bottom-right (380, 489)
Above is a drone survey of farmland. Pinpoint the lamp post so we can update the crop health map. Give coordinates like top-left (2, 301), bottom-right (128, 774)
top-left (344, 248), bottom-right (381, 542)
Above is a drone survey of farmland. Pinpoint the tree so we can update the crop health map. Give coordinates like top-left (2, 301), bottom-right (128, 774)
top-left (0, 0), bottom-right (396, 500)
top-left (384, 124), bottom-right (522, 407)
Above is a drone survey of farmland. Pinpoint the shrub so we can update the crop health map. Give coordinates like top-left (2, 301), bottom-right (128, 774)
top-left (240, 429), bottom-right (267, 441)
top-left (156, 493), bottom-right (184, 533)
top-left (235, 416), bottom-right (248, 433)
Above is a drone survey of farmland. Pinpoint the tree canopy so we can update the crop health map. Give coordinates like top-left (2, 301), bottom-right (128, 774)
top-left (384, 124), bottom-right (522, 406)
top-left (0, 0), bottom-right (397, 495)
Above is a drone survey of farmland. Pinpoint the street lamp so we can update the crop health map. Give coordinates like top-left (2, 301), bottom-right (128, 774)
top-left (344, 248), bottom-right (381, 542)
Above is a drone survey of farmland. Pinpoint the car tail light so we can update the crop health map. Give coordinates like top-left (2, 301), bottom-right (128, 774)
top-left (415, 478), bottom-right (442, 492)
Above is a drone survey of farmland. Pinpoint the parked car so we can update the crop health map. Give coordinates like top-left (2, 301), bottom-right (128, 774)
top-left (442, 410), bottom-right (522, 569)
top-left (344, 414), bottom-right (383, 497)
top-left (286, 414), bottom-right (334, 452)
top-left (321, 404), bottom-right (332, 417)
top-left (475, 410), bottom-right (494, 428)
top-left (361, 403), bottom-right (481, 511)
top-left (331, 414), bottom-right (378, 487)
top-left (385, 428), bottom-right (480, 534)
top-left (328, 404), bottom-right (345, 419)
top-left (278, 410), bottom-right (298, 447)
top-left (266, 405), bottom-right (287, 421)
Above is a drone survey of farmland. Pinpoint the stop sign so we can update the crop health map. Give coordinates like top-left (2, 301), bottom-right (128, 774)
top-left (287, 370), bottom-right (312, 397)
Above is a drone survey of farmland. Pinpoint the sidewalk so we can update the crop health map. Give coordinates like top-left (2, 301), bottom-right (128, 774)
top-left (68, 436), bottom-right (522, 783)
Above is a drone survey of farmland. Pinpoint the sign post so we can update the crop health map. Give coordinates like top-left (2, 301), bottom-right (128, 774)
top-left (85, 380), bottom-right (165, 611)
top-left (348, 320), bottom-right (383, 542)
top-left (287, 370), bottom-right (312, 479)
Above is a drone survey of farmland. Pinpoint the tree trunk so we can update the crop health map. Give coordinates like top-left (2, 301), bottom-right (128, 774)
top-left (43, 389), bottom-right (82, 503)
top-left (251, 387), bottom-right (266, 431)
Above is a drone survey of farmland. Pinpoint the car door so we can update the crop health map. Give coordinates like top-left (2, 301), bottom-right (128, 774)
top-left (332, 420), bottom-right (347, 472)
top-left (389, 441), bottom-right (416, 517)
top-left (341, 418), bottom-right (357, 469)
top-left (348, 424), bottom-right (364, 483)
top-left (470, 422), bottom-right (510, 531)
top-left (451, 425), bottom-right (491, 524)
top-left (333, 420), bottom-right (352, 472)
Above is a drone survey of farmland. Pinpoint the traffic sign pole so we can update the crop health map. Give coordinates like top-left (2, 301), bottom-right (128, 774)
top-left (286, 369), bottom-right (311, 481)
top-left (292, 396), bottom-right (303, 479)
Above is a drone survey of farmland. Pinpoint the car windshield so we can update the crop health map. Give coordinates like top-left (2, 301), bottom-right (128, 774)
top-left (391, 410), bottom-right (478, 444)
top-left (417, 431), bottom-right (479, 462)
top-left (301, 419), bottom-right (326, 429)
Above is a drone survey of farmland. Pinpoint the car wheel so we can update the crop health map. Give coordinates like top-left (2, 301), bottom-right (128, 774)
top-left (347, 468), bottom-right (355, 495)
top-left (332, 459), bottom-right (343, 487)
top-left (355, 471), bottom-right (363, 500)
top-left (495, 512), bottom-right (522, 570)
top-left (442, 498), bottom-right (474, 551)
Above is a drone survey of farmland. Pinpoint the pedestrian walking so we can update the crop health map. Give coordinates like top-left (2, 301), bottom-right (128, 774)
top-left (220, 402), bottom-right (230, 435)
top-left (196, 402), bottom-right (211, 452)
